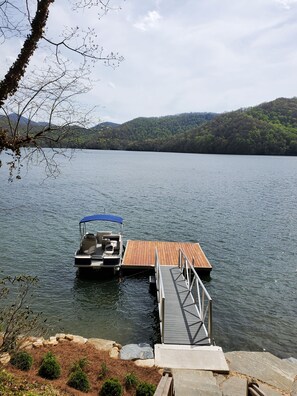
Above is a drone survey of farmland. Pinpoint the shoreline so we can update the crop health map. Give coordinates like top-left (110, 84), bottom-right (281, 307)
top-left (1, 333), bottom-right (296, 395)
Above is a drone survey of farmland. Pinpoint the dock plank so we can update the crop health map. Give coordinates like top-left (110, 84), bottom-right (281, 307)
top-left (122, 240), bottom-right (212, 271)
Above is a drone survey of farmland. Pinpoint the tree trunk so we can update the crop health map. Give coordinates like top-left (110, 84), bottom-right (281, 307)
top-left (0, 0), bottom-right (54, 107)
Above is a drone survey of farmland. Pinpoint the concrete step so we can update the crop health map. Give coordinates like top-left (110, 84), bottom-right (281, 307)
top-left (172, 369), bottom-right (222, 396)
top-left (154, 344), bottom-right (229, 372)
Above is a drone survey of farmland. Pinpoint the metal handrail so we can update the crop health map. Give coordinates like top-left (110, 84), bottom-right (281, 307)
top-left (178, 248), bottom-right (213, 343)
top-left (155, 248), bottom-right (165, 342)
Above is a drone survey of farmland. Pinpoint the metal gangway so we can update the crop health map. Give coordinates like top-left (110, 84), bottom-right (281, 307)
top-left (155, 248), bottom-right (213, 346)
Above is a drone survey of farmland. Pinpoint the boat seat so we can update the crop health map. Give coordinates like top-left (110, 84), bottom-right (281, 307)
top-left (97, 231), bottom-right (112, 244)
top-left (104, 243), bottom-right (115, 255)
top-left (81, 234), bottom-right (96, 254)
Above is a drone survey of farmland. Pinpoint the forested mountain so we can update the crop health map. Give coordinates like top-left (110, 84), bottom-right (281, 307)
top-left (2, 98), bottom-right (297, 155)
top-left (159, 98), bottom-right (297, 155)
top-left (94, 112), bottom-right (217, 150)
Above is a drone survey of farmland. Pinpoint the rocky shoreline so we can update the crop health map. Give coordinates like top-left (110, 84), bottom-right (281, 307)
top-left (1, 334), bottom-right (296, 395)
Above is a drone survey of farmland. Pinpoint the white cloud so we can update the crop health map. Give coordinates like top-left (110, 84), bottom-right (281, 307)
top-left (133, 10), bottom-right (162, 31)
top-left (275, 0), bottom-right (297, 9)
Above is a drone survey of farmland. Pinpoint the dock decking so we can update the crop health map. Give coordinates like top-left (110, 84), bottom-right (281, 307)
top-left (122, 240), bottom-right (212, 271)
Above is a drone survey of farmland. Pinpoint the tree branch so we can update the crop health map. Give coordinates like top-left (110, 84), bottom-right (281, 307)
top-left (0, 0), bottom-right (54, 107)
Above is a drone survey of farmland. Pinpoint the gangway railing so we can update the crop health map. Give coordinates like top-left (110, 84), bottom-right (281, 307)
top-left (178, 249), bottom-right (213, 343)
top-left (155, 249), bottom-right (165, 342)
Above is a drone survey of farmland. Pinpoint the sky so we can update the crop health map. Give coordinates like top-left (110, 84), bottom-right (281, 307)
top-left (3, 0), bottom-right (297, 124)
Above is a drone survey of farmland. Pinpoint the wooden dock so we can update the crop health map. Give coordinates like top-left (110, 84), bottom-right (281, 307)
top-left (122, 240), bottom-right (212, 272)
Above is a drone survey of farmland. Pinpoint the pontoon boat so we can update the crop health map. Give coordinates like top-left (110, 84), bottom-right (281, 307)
top-left (74, 214), bottom-right (124, 273)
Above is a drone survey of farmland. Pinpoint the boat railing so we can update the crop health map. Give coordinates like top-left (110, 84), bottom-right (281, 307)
top-left (178, 248), bottom-right (213, 343)
top-left (155, 248), bottom-right (165, 343)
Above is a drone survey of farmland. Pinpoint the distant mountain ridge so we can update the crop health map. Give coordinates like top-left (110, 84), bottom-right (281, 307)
top-left (1, 97), bottom-right (297, 155)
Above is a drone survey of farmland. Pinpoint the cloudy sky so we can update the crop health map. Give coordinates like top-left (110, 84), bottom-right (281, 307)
top-left (5, 0), bottom-right (297, 124)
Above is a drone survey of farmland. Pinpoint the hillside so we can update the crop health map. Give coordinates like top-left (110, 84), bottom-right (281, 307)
top-left (159, 97), bottom-right (297, 155)
top-left (94, 112), bottom-right (217, 150)
top-left (1, 98), bottom-right (297, 155)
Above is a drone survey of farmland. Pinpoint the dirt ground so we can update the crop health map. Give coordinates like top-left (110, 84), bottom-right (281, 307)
top-left (7, 342), bottom-right (162, 395)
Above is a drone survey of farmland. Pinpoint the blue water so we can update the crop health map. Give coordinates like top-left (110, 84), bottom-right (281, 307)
top-left (0, 150), bottom-right (296, 358)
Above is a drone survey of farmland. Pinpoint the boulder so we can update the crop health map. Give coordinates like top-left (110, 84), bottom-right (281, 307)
top-left (225, 351), bottom-right (297, 393)
top-left (43, 337), bottom-right (59, 346)
top-left (87, 338), bottom-right (115, 352)
top-left (0, 352), bottom-right (10, 365)
top-left (134, 359), bottom-right (155, 368)
top-left (109, 347), bottom-right (120, 359)
top-left (32, 338), bottom-right (45, 348)
top-left (120, 343), bottom-right (154, 360)
top-left (55, 333), bottom-right (66, 340)
top-left (71, 335), bottom-right (88, 344)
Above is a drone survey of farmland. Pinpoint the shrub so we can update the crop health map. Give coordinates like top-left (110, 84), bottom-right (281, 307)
top-left (136, 381), bottom-right (156, 396)
top-left (10, 350), bottom-right (33, 371)
top-left (99, 378), bottom-right (122, 396)
top-left (124, 372), bottom-right (138, 390)
top-left (38, 352), bottom-right (61, 380)
top-left (70, 357), bottom-right (88, 372)
top-left (97, 361), bottom-right (108, 379)
top-left (67, 367), bottom-right (90, 392)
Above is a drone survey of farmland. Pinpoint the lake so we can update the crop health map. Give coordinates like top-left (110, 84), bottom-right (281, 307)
top-left (0, 150), bottom-right (296, 358)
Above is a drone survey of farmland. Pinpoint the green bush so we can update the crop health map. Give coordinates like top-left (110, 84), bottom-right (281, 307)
top-left (97, 361), bottom-right (108, 379)
top-left (124, 372), bottom-right (138, 390)
top-left (70, 357), bottom-right (88, 373)
top-left (99, 378), bottom-right (122, 396)
top-left (67, 367), bottom-right (90, 392)
top-left (136, 381), bottom-right (156, 396)
top-left (10, 351), bottom-right (33, 371)
top-left (38, 352), bottom-right (61, 380)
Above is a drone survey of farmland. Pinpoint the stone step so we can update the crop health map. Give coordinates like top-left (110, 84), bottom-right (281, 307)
top-left (154, 344), bottom-right (229, 372)
top-left (225, 351), bottom-right (297, 394)
top-left (172, 369), bottom-right (222, 396)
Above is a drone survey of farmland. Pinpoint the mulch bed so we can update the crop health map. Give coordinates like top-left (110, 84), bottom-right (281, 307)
top-left (7, 342), bottom-right (162, 395)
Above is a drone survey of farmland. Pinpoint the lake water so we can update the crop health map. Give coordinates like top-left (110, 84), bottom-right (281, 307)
top-left (0, 150), bottom-right (296, 358)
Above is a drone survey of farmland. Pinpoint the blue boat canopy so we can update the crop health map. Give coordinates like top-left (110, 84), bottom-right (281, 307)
top-left (79, 214), bottom-right (123, 224)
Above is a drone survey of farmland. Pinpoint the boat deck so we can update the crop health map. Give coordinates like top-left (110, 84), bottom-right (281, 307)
top-left (122, 240), bottom-right (212, 272)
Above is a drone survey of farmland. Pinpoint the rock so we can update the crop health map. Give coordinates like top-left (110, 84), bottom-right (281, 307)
top-left (292, 375), bottom-right (297, 396)
top-left (19, 340), bottom-right (33, 350)
top-left (43, 338), bottom-right (59, 346)
top-left (58, 338), bottom-right (70, 343)
top-left (55, 333), bottom-right (66, 340)
top-left (134, 359), bottom-right (155, 368)
top-left (65, 334), bottom-right (74, 341)
top-left (32, 338), bottom-right (45, 348)
top-left (225, 351), bottom-right (297, 393)
top-left (256, 383), bottom-right (284, 396)
top-left (87, 338), bottom-right (115, 352)
top-left (172, 369), bottom-right (222, 396)
top-left (221, 376), bottom-right (247, 396)
top-left (120, 343), bottom-right (154, 360)
top-left (71, 335), bottom-right (88, 344)
top-left (109, 347), bottom-right (119, 359)
top-left (284, 357), bottom-right (297, 366)
top-left (0, 352), bottom-right (10, 365)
